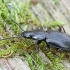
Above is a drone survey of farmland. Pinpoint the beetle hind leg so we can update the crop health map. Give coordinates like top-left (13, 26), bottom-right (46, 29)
top-left (58, 26), bottom-right (66, 33)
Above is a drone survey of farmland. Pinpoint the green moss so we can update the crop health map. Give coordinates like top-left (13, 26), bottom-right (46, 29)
top-left (0, 0), bottom-right (67, 70)
top-left (53, 0), bottom-right (60, 6)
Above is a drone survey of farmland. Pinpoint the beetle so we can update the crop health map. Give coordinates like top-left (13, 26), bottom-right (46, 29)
top-left (21, 26), bottom-right (70, 52)
top-left (1, 17), bottom-right (70, 52)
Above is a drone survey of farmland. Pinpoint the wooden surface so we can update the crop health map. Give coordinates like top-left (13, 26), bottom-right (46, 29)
top-left (1, 0), bottom-right (70, 70)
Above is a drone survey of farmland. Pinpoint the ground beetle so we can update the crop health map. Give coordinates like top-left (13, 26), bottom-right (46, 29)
top-left (1, 17), bottom-right (70, 52)
top-left (21, 26), bottom-right (70, 52)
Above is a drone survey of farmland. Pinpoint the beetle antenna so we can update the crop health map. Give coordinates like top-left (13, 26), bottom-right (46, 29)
top-left (0, 36), bottom-right (22, 41)
top-left (8, 16), bottom-right (24, 31)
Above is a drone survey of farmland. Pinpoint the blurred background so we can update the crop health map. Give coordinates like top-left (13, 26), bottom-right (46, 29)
top-left (0, 0), bottom-right (70, 70)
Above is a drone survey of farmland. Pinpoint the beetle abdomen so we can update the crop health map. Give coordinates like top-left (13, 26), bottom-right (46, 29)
top-left (46, 31), bottom-right (70, 51)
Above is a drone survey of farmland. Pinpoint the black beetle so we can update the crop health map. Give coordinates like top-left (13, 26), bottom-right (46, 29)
top-left (20, 26), bottom-right (70, 52)
top-left (1, 17), bottom-right (70, 52)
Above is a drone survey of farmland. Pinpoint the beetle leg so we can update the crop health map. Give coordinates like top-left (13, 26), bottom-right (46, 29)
top-left (62, 26), bottom-right (66, 33)
top-left (58, 26), bottom-right (66, 33)
top-left (58, 26), bottom-right (62, 32)
top-left (57, 48), bottom-right (62, 51)
top-left (34, 40), bottom-right (42, 51)
top-left (38, 26), bottom-right (43, 30)
top-left (46, 27), bottom-right (52, 32)
top-left (36, 26), bottom-right (43, 30)
top-left (46, 43), bottom-right (50, 49)
top-left (34, 40), bottom-right (42, 45)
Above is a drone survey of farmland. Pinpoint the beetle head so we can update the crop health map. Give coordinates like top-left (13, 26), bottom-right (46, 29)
top-left (21, 30), bottom-right (48, 40)
top-left (21, 31), bottom-right (34, 39)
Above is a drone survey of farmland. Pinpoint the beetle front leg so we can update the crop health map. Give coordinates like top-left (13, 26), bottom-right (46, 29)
top-left (34, 40), bottom-right (42, 52)
top-left (35, 40), bottom-right (42, 45)
top-left (46, 43), bottom-right (50, 49)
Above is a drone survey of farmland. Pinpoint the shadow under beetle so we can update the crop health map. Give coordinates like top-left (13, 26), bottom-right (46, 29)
top-left (1, 17), bottom-right (70, 52)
